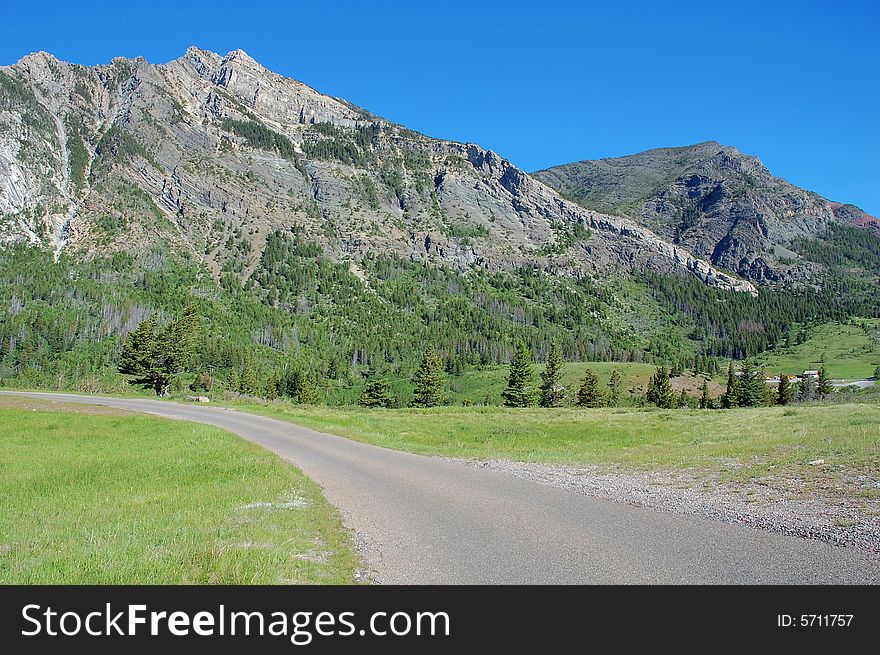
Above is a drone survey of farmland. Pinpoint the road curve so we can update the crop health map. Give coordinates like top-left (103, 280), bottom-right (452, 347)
top-left (4, 391), bottom-right (879, 584)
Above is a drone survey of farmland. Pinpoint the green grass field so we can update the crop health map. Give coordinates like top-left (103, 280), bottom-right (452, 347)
top-left (233, 400), bottom-right (880, 493)
top-left (0, 399), bottom-right (359, 584)
top-left (752, 319), bottom-right (880, 380)
top-left (448, 361), bottom-right (722, 405)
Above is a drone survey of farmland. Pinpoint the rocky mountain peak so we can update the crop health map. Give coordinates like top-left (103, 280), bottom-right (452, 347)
top-left (222, 48), bottom-right (260, 67)
top-left (533, 141), bottom-right (873, 283)
top-left (0, 48), bottom-right (760, 294)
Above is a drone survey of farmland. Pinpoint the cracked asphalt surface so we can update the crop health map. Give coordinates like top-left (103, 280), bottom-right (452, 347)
top-left (4, 391), bottom-right (879, 584)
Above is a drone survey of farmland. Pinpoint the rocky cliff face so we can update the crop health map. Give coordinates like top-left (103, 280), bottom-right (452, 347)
top-left (533, 142), bottom-right (877, 283)
top-left (0, 48), bottom-right (756, 293)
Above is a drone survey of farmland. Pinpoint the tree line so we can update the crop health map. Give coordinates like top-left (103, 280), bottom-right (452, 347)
top-left (119, 311), bottom-right (844, 410)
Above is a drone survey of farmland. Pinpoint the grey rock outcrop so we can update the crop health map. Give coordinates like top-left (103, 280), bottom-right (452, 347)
top-left (1, 48), bottom-right (754, 294)
top-left (534, 142), bottom-right (876, 283)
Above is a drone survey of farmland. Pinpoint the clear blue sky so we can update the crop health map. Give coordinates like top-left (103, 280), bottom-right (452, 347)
top-left (5, 0), bottom-right (879, 214)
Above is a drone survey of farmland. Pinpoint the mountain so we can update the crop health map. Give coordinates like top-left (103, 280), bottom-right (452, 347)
top-left (0, 48), bottom-right (877, 396)
top-left (533, 142), bottom-right (880, 283)
top-left (0, 47), bottom-right (753, 293)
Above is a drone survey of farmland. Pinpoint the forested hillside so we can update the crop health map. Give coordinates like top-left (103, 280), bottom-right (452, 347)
top-left (1, 48), bottom-right (879, 403)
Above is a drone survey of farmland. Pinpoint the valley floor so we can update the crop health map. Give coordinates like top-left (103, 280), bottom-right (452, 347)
top-left (2, 391), bottom-right (878, 582)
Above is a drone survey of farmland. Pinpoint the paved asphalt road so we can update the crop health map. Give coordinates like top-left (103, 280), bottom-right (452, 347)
top-left (4, 391), bottom-right (879, 584)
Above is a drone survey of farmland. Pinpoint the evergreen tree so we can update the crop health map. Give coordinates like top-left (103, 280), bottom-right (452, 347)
top-left (238, 355), bottom-right (259, 396)
top-left (539, 342), bottom-right (566, 407)
top-left (359, 378), bottom-right (396, 408)
top-left (118, 307), bottom-right (199, 396)
top-left (502, 341), bottom-right (535, 407)
top-left (721, 362), bottom-right (739, 408)
top-left (874, 365), bottom-right (880, 381)
top-left (797, 374), bottom-right (816, 402)
top-left (678, 388), bottom-right (689, 408)
top-left (576, 368), bottom-right (604, 407)
top-left (189, 371), bottom-right (213, 394)
top-left (297, 372), bottom-right (322, 404)
top-left (282, 367), bottom-right (322, 404)
top-left (699, 379), bottom-right (711, 409)
top-left (412, 345), bottom-right (447, 407)
top-left (646, 367), bottom-right (675, 408)
top-left (265, 371), bottom-right (281, 400)
top-left (776, 374), bottom-right (793, 406)
top-left (607, 369), bottom-right (622, 407)
top-left (816, 366), bottom-right (834, 396)
top-left (737, 360), bottom-right (766, 407)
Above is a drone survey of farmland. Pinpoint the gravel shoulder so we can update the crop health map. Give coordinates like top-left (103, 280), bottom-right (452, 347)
top-left (449, 458), bottom-right (880, 559)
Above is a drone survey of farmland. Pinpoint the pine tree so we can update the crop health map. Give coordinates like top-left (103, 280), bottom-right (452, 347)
top-left (297, 372), bottom-right (322, 404)
top-left (359, 378), bottom-right (396, 408)
top-left (118, 307), bottom-right (200, 396)
top-left (189, 371), bottom-right (213, 394)
top-left (502, 341), bottom-right (535, 407)
top-left (816, 366), bottom-right (834, 396)
top-left (646, 367), bottom-right (675, 408)
top-left (776, 374), bottom-right (793, 406)
top-left (412, 345), bottom-right (447, 407)
top-left (265, 371), bottom-right (281, 400)
top-left (721, 362), bottom-right (739, 408)
top-left (539, 342), bottom-right (566, 407)
top-left (607, 369), bottom-right (622, 407)
top-left (797, 374), bottom-right (816, 402)
top-left (576, 368), bottom-right (604, 407)
top-left (737, 360), bottom-right (766, 407)
top-left (699, 379), bottom-right (711, 409)
top-left (874, 365), bottom-right (880, 381)
top-left (282, 367), bottom-right (322, 404)
top-left (678, 388), bottom-right (689, 408)
top-left (238, 355), bottom-right (259, 396)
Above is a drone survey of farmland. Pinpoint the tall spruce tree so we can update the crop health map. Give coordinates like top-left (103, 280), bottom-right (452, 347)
top-left (359, 378), bottom-right (396, 408)
top-left (699, 379), bottom-right (711, 409)
top-left (412, 345), bottom-right (446, 407)
top-left (238, 358), bottom-right (260, 396)
top-left (118, 307), bottom-right (199, 396)
top-left (776, 374), bottom-right (793, 406)
top-left (737, 360), bottom-right (766, 407)
top-left (646, 367), bottom-right (675, 408)
top-left (721, 362), bottom-right (739, 408)
top-left (283, 367), bottom-right (322, 404)
top-left (797, 374), bottom-right (816, 402)
top-left (539, 342), bottom-right (566, 408)
top-left (502, 341), bottom-right (535, 407)
top-left (298, 372), bottom-right (322, 404)
top-left (607, 369), bottom-right (622, 407)
top-left (678, 388), bottom-right (689, 408)
top-left (264, 371), bottom-right (281, 400)
top-left (576, 368), bottom-right (604, 407)
top-left (816, 366), bottom-right (834, 396)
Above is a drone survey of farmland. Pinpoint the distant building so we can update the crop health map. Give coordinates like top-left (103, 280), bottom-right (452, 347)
top-left (802, 370), bottom-right (819, 378)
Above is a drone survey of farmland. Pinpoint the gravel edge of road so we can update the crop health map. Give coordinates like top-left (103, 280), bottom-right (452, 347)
top-left (443, 458), bottom-right (880, 560)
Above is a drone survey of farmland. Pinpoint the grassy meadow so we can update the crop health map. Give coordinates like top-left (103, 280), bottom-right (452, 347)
top-left (0, 398), bottom-right (359, 584)
top-left (753, 319), bottom-right (880, 380)
top-left (233, 399), bottom-right (880, 492)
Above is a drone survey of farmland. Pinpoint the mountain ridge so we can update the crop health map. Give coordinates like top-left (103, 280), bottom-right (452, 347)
top-left (0, 47), bottom-right (755, 293)
top-left (533, 142), bottom-right (878, 282)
